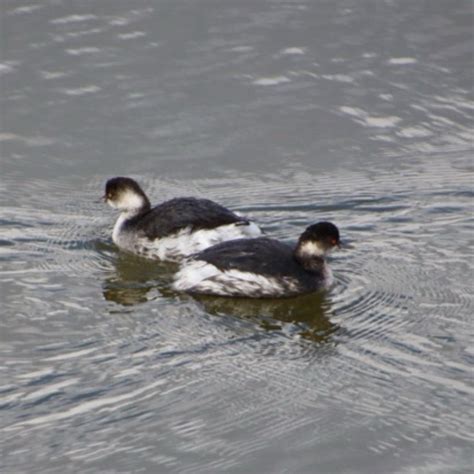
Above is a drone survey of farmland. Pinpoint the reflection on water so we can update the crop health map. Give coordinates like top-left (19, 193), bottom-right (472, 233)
top-left (1, 0), bottom-right (473, 473)
top-left (102, 251), bottom-right (177, 306)
top-left (194, 292), bottom-right (339, 344)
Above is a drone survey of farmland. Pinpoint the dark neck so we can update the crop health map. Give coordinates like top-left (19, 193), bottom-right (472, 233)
top-left (293, 251), bottom-right (325, 273)
top-left (140, 200), bottom-right (151, 214)
top-left (138, 192), bottom-right (151, 213)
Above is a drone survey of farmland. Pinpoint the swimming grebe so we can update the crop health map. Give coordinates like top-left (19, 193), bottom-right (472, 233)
top-left (104, 177), bottom-right (262, 261)
top-left (173, 221), bottom-right (341, 298)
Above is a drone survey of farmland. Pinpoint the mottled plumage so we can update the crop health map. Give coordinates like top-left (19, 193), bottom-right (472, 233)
top-left (104, 177), bottom-right (262, 261)
top-left (174, 222), bottom-right (341, 298)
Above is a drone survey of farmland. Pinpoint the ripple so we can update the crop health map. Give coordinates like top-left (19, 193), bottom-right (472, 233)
top-left (8, 5), bottom-right (43, 16)
top-left (279, 47), bottom-right (306, 56)
top-left (117, 31), bottom-right (146, 40)
top-left (1, 0), bottom-right (473, 471)
top-left (0, 177), bottom-right (113, 280)
top-left (252, 76), bottom-right (291, 86)
top-left (387, 57), bottom-right (418, 65)
top-left (0, 63), bottom-right (16, 76)
top-left (50, 14), bottom-right (98, 25)
top-left (340, 106), bottom-right (402, 128)
top-left (65, 47), bottom-right (101, 56)
top-left (60, 85), bottom-right (101, 96)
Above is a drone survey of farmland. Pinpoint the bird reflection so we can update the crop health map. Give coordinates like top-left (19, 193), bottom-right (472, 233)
top-left (194, 291), bottom-right (339, 343)
top-left (102, 252), bottom-right (177, 306)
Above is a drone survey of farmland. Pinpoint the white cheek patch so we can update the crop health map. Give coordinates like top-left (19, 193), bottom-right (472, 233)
top-left (117, 190), bottom-right (145, 212)
top-left (298, 240), bottom-right (325, 257)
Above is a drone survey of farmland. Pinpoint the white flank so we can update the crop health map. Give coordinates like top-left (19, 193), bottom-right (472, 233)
top-left (173, 261), bottom-right (221, 289)
top-left (112, 220), bottom-right (262, 261)
top-left (173, 261), bottom-right (296, 297)
top-left (142, 222), bottom-right (261, 260)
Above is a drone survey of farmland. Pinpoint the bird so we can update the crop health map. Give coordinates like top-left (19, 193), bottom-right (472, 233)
top-left (173, 221), bottom-right (341, 298)
top-left (103, 176), bottom-right (262, 261)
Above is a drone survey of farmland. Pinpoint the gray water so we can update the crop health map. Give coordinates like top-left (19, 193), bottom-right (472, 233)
top-left (1, 1), bottom-right (473, 473)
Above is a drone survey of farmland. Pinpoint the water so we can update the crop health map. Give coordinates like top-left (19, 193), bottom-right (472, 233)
top-left (1, 1), bottom-right (473, 473)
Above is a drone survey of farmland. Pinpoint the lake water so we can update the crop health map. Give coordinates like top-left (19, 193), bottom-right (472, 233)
top-left (1, 1), bottom-right (473, 473)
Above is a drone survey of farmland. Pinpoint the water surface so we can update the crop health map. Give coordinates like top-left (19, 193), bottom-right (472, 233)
top-left (1, 1), bottom-right (473, 473)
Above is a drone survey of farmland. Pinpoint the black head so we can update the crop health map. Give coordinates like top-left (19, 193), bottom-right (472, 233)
top-left (296, 221), bottom-right (341, 258)
top-left (103, 177), bottom-right (150, 212)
